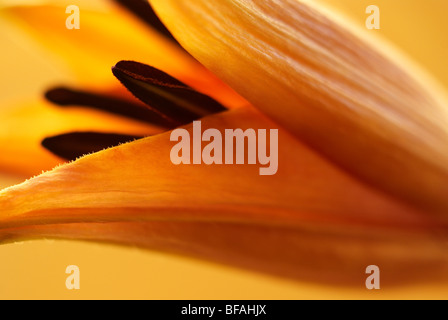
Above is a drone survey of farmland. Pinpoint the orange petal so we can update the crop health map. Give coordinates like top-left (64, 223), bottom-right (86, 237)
top-left (0, 108), bottom-right (446, 283)
top-left (149, 0), bottom-right (448, 215)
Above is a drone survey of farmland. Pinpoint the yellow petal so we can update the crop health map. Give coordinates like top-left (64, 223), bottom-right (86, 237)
top-left (1, 4), bottom-right (246, 108)
top-left (0, 100), bottom-right (158, 177)
top-left (149, 0), bottom-right (448, 215)
top-left (0, 108), bottom-right (446, 284)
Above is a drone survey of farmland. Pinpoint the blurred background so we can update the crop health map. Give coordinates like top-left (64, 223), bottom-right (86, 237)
top-left (0, 0), bottom-right (447, 299)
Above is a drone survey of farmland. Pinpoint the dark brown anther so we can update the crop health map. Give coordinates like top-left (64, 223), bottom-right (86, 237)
top-left (42, 132), bottom-right (143, 161)
top-left (112, 61), bottom-right (227, 124)
top-left (45, 87), bottom-right (178, 128)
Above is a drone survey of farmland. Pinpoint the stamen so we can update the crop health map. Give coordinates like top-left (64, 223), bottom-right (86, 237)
top-left (42, 132), bottom-right (143, 161)
top-left (112, 0), bottom-right (178, 43)
top-left (45, 87), bottom-right (178, 128)
top-left (112, 61), bottom-right (227, 124)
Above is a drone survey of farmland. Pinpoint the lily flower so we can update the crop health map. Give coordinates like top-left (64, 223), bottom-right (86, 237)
top-left (1, 0), bottom-right (448, 291)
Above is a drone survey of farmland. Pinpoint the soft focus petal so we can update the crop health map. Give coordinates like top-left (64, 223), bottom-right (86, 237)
top-left (1, 220), bottom-right (447, 286)
top-left (0, 100), bottom-right (158, 177)
top-left (149, 0), bottom-right (448, 215)
top-left (0, 3), bottom-right (246, 108)
top-left (0, 108), bottom-right (446, 284)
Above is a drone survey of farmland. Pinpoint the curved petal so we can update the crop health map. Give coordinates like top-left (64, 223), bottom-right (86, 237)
top-left (149, 0), bottom-right (448, 215)
top-left (0, 108), bottom-right (446, 283)
top-left (1, 220), bottom-right (447, 286)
